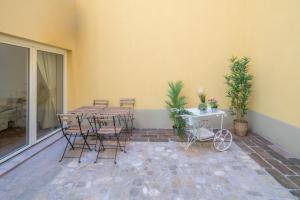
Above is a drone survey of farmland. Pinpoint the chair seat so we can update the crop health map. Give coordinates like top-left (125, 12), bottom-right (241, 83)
top-left (96, 127), bottom-right (122, 135)
top-left (64, 126), bottom-right (91, 134)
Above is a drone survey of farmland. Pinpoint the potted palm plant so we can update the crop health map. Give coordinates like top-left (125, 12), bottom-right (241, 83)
top-left (225, 57), bottom-right (253, 136)
top-left (165, 81), bottom-right (189, 136)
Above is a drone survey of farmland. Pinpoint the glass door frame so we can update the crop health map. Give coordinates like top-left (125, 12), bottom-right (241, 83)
top-left (0, 34), bottom-right (67, 164)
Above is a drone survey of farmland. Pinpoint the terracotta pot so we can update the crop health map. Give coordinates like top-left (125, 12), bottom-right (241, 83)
top-left (234, 119), bottom-right (248, 136)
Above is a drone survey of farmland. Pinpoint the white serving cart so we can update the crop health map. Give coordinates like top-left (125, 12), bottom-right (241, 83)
top-left (181, 108), bottom-right (233, 151)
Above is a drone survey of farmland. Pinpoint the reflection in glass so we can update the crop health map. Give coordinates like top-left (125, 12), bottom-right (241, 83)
top-left (0, 43), bottom-right (29, 159)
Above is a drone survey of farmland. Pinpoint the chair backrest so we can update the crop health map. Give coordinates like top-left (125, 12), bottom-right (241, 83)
top-left (93, 114), bottom-right (114, 125)
top-left (92, 114), bottom-right (122, 134)
top-left (120, 98), bottom-right (135, 109)
top-left (93, 99), bottom-right (109, 107)
top-left (57, 113), bottom-right (83, 130)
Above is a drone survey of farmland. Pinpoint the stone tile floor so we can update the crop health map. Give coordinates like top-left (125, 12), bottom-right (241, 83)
top-left (0, 129), bottom-right (298, 199)
top-left (235, 133), bottom-right (300, 198)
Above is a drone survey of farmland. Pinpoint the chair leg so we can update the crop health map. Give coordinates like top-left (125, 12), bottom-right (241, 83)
top-left (79, 130), bottom-right (93, 163)
top-left (94, 134), bottom-right (104, 163)
top-left (82, 131), bottom-right (92, 151)
top-left (78, 136), bottom-right (85, 163)
top-left (114, 137), bottom-right (119, 164)
top-left (88, 118), bottom-right (95, 133)
top-left (122, 132), bottom-right (127, 153)
top-left (99, 135), bottom-right (105, 151)
top-left (123, 117), bottom-right (130, 149)
top-left (96, 134), bottom-right (104, 151)
top-left (130, 117), bottom-right (134, 136)
top-left (94, 134), bottom-right (98, 151)
top-left (116, 134), bottom-right (123, 152)
top-left (60, 135), bottom-right (71, 162)
top-left (63, 134), bottom-right (75, 150)
top-left (72, 133), bottom-right (77, 147)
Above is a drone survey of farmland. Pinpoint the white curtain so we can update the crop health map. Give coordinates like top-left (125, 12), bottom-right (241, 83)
top-left (37, 52), bottom-right (61, 129)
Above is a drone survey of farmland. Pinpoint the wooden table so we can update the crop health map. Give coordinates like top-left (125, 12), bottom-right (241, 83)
top-left (69, 106), bottom-right (132, 116)
top-left (69, 106), bottom-right (133, 133)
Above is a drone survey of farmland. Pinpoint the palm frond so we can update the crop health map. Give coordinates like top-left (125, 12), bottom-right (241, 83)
top-left (165, 81), bottom-right (189, 136)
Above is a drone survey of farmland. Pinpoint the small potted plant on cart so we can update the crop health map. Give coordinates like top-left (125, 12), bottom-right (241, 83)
top-left (208, 98), bottom-right (218, 112)
top-left (225, 56), bottom-right (253, 136)
top-left (197, 88), bottom-right (207, 113)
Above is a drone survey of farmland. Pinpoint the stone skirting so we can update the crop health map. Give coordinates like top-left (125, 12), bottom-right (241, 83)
top-left (248, 110), bottom-right (300, 158)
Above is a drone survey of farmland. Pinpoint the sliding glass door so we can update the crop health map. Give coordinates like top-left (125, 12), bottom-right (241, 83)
top-left (0, 43), bottom-right (29, 159)
top-left (37, 51), bottom-right (63, 139)
top-left (0, 34), bottom-right (67, 163)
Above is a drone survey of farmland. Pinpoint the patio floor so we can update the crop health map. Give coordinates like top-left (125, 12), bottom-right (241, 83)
top-left (0, 130), bottom-right (299, 200)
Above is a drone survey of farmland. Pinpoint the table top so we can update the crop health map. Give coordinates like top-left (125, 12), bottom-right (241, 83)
top-left (69, 106), bottom-right (132, 116)
top-left (186, 108), bottom-right (226, 117)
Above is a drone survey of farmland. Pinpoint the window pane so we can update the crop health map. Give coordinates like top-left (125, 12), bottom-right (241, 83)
top-left (37, 51), bottom-right (63, 139)
top-left (0, 43), bottom-right (29, 159)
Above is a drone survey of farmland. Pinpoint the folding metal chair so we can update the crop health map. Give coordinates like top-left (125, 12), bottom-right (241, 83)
top-left (92, 114), bottom-right (124, 164)
top-left (118, 114), bottom-right (130, 149)
top-left (120, 98), bottom-right (135, 135)
top-left (93, 99), bottom-right (109, 107)
top-left (57, 114), bottom-right (92, 163)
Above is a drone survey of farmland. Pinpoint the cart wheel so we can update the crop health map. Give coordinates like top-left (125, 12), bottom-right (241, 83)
top-left (213, 129), bottom-right (232, 151)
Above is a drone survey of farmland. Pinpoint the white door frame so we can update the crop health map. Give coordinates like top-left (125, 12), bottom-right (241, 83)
top-left (0, 34), bottom-right (68, 163)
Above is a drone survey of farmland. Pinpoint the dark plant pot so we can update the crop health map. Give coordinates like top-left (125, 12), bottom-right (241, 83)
top-left (234, 119), bottom-right (248, 136)
top-left (211, 108), bottom-right (218, 112)
top-left (198, 103), bottom-right (207, 113)
top-left (173, 127), bottom-right (179, 135)
top-left (199, 109), bottom-right (207, 114)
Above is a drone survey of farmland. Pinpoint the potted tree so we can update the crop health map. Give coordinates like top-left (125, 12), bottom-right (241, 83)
top-left (225, 57), bottom-right (253, 136)
top-left (165, 81), bottom-right (189, 137)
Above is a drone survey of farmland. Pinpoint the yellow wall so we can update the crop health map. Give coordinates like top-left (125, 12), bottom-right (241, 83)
top-left (74, 0), bottom-right (245, 109)
top-left (0, 0), bottom-right (76, 49)
top-left (75, 0), bottom-right (300, 128)
top-left (1, 0), bottom-right (299, 128)
top-left (244, 0), bottom-right (300, 127)
top-left (0, 0), bottom-right (77, 108)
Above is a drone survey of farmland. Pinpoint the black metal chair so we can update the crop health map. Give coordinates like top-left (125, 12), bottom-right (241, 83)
top-left (120, 98), bottom-right (135, 136)
top-left (92, 114), bottom-right (124, 164)
top-left (57, 114), bottom-right (92, 163)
